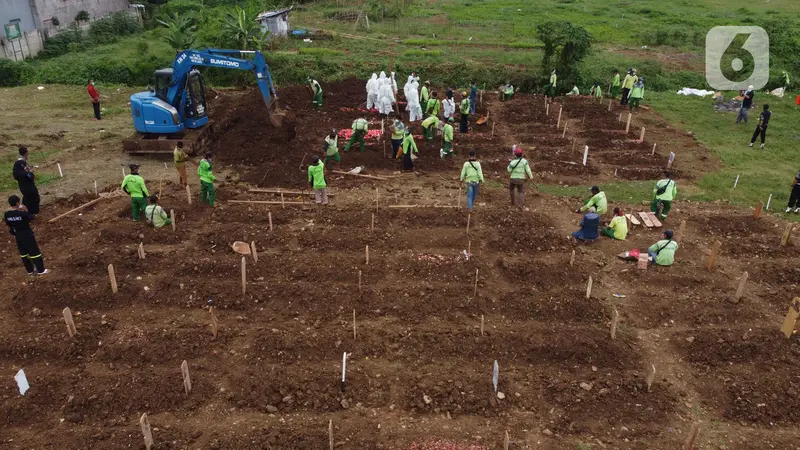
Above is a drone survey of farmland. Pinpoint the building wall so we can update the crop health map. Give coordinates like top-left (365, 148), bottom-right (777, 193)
top-left (0, 0), bottom-right (37, 33)
top-left (33, 0), bottom-right (131, 29)
top-left (1, 29), bottom-right (44, 60)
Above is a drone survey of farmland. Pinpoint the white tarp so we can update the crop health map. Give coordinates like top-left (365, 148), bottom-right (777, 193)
top-left (676, 88), bottom-right (715, 97)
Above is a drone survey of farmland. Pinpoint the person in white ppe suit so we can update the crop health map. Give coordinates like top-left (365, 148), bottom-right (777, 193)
top-left (366, 73), bottom-right (379, 110)
top-left (407, 81), bottom-right (423, 122)
top-left (377, 72), bottom-right (396, 116)
top-left (442, 96), bottom-right (456, 120)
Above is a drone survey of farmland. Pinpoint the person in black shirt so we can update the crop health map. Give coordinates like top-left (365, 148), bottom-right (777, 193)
top-left (4, 195), bottom-right (48, 275)
top-left (749, 104), bottom-right (771, 149)
top-left (736, 86), bottom-right (754, 124)
top-left (12, 147), bottom-right (40, 214)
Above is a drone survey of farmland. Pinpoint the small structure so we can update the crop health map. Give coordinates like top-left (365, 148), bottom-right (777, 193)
top-left (257, 8), bottom-right (292, 39)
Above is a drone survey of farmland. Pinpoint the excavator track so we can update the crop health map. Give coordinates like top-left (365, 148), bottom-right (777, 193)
top-left (122, 119), bottom-right (219, 156)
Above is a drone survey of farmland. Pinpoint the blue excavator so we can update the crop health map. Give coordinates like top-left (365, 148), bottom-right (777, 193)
top-left (124, 48), bottom-right (292, 154)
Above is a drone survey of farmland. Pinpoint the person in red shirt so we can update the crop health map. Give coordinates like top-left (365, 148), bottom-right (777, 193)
top-left (87, 79), bottom-right (101, 120)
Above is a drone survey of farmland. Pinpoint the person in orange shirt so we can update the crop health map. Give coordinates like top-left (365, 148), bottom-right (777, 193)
top-left (87, 79), bottom-right (101, 120)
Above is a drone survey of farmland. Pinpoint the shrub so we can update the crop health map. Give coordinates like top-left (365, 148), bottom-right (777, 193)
top-left (403, 49), bottom-right (442, 57)
top-left (0, 59), bottom-right (34, 87)
top-left (88, 12), bottom-right (141, 45)
top-left (298, 47), bottom-right (345, 56)
top-left (75, 10), bottom-right (90, 22)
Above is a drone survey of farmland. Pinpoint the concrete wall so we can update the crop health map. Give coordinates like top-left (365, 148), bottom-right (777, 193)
top-left (0, 29), bottom-right (44, 60)
top-left (33, 0), bottom-right (131, 29)
top-left (0, 0), bottom-right (37, 33)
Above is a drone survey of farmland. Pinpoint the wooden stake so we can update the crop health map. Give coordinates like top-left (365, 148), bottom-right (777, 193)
top-left (610, 308), bottom-right (619, 339)
top-left (57, 162), bottom-right (63, 178)
top-left (158, 174), bottom-right (163, 199)
top-left (375, 187), bottom-right (379, 212)
top-left (569, 249), bottom-right (575, 266)
top-left (353, 309), bottom-right (357, 339)
top-left (608, 100), bottom-right (612, 111)
top-left (734, 271), bottom-right (749, 301)
top-left (491, 122), bottom-right (495, 137)
top-left (546, 103), bottom-right (550, 116)
top-left (474, 268), bottom-right (479, 297)
top-left (466, 213), bottom-right (471, 235)
top-left (186, 185), bottom-right (192, 205)
top-left (281, 192), bottom-right (285, 209)
top-left (780, 298), bottom-right (800, 338)
top-left (781, 223), bottom-right (794, 247)
top-left (108, 264), bottom-right (117, 293)
top-left (683, 422), bottom-right (700, 450)
top-left (651, 143), bottom-right (657, 156)
top-left (371, 213), bottom-right (375, 232)
top-left (646, 364), bottom-right (656, 392)
top-left (383, 140), bottom-right (386, 158)
top-left (585, 276), bottom-right (593, 299)
top-left (467, 240), bottom-right (471, 258)
top-left (181, 360), bottom-right (192, 395)
top-left (675, 219), bottom-right (687, 243)
top-left (365, 245), bottom-right (370, 265)
top-left (667, 152), bottom-right (675, 168)
top-left (625, 113), bottom-right (632, 134)
top-left (329, 419), bottom-right (334, 450)
top-left (250, 241), bottom-right (258, 263)
top-left (618, 113), bottom-right (622, 122)
top-left (209, 306), bottom-right (218, 339)
top-left (556, 106), bottom-right (563, 129)
top-left (63, 307), bottom-right (76, 337)
top-left (754, 201), bottom-right (763, 218)
top-left (140, 413), bottom-right (153, 450)
top-left (241, 257), bottom-right (247, 294)
top-left (268, 211), bottom-right (273, 232)
top-left (639, 127), bottom-right (646, 143)
top-left (582, 145), bottom-right (589, 166)
top-left (138, 242), bottom-right (145, 260)
top-left (504, 430), bottom-right (509, 450)
top-left (572, 140), bottom-right (577, 153)
top-left (562, 123), bottom-right (567, 138)
top-left (480, 314), bottom-right (485, 336)
top-left (170, 209), bottom-right (176, 231)
top-left (706, 240), bottom-right (721, 270)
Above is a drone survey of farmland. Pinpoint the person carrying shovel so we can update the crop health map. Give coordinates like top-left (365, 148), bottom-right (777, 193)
top-left (345, 117), bottom-right (369, 152)
top-left (121, 164), bottom-right (149, 221)
top-left (507, 146), bottom-right (533, 206)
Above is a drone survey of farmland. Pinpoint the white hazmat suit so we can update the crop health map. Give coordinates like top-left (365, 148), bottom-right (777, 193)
top-left (407, 81), bottom-right (423, 122)
top-left (366, 73), bottom-right (379, 110)
top-left (442, 98), bottom-right (455, 119)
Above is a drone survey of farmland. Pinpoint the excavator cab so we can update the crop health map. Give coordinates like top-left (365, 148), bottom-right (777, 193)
top-left (182, 70), bottom-right (208, 128)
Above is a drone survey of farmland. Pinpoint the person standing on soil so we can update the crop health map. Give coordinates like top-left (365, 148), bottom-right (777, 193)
top-left (460, 150), bottom-right (484, 211)
top-left (425, 92), bottom-right (441, 118)
top-left (391, 119), bottom-right (405, 159)
top-left (121, 164), bottom-right (149, 221)
top-left (407, 81), bottom-right (423, 122)
top-left (571, 207), bottom-right (600, 242)
top-left (345, 118), bottom-right (369, 152)
top-left (308, 76), bottom-right (323, 110)
top-left (441, 117), bottom-right (455, 158)
top-left (13, 147), bottom-right (40, 215)
top-left (544, 70), bottom-right (557, 98)
top-left (469, 81), bottom-right (478, 115)
top-left (378, 75), bottom-right (396, 117)
top-left (366, 73), bottom-right (379, 111)
top-left (307, 155), bottom-right (328, 205)
top-left (198, 152), bottom-right (216, 206)
top-left (459, 92), bottom-right (470, 133)
top-left (507, 146), bottom-right (533, 206)
top-left (785, 170), bottom-right (800, 214)
top-left (647, 230), bottom-right (678, 266)
top-left (620, 68), bottom-right (637, 105)
top-left (610, 70), bottom-right (621, 99)
top-left (145, 195), bottom-right (172, 228)
top-left (602, 207), bottom-right (628, 240)
top-left (442, 95), bottom-right (456, 120)
top-left (324, 129), bottom-right (341, 167)
top-left (173, 141), bottom-right (189, 187)
top-left (651, 171), bottom-right (676, 220)
top-left (4, 195), bottom-right (48, 275)
top-left (421, 81), bottom-right (431, 105)
top-left (87, 79), bottom-right (101, 120)
top-left (401, 129), bottom-right (419, 171)
top-left (576, 186), bottom-right (608, 215)
top-left (749, 104), bottom-right (771, 149)
top-left (421, 115), bottom-right (440, 141)
top-left (736, 85), bottom-right (754, 124)
top-left (629, 77), bottom-right (645, 112)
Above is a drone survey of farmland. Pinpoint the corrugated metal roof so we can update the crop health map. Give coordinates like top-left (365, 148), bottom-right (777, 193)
top-left (257, 7), bottom-right (292, 20)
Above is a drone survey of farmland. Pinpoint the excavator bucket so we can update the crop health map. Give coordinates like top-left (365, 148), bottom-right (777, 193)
top-left (268, 100), bottom-right (297, 140)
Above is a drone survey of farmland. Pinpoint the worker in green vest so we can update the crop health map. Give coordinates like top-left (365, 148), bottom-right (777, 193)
top-left (198, 152), bottom-right (216, 206)
top-left (308, 76), bottom-right (323, 109)
top-left (345, 117), bottom-right (369, 152)
top-left (144, 195), bottom-right (172, 228)
top-left (120, 164), bottom-right (149, 221)
top-left (459, 92), bottom-right (470, 132)
top-left (307, 155), bottom-right (328, 205)
top-left (576, 185), bottom-right (608, 215)
top-left (629, 77), bottom-right (645, 111)
top-left (421, 115), bottom-right (440, 141)
top-left (620, 68), bottom-right (637, 105)
top-left (401, 129), bottom-right (419, 171)
top-left (651, 170), bottom-right (676, 220)
top-left (648, 230), bottom-right (678, 266)
top-left (420, 81), bottom-right (431, 105)
top-left (507, 146), bottom-right (533, 206)
top-left (590, 82), bottom-right (603, 98)
top-left (545, 70), bottom-right (557, 98)
top-left (441, 117), bottom-right (454, 158)
top-left (323, 129), bottom-right (341, 166)
top-left (391, 118), bottom-right (405, 159)
top-left (425, 92), bottom-right (440, 117)
top-left (610, 70), bottom-right (621, 99)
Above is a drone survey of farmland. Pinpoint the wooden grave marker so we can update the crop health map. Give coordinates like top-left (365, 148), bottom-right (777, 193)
top-left (250, 241), bottom-right (258, 263)
top-left (646, 364), bottom-right (656, 392)
top-left (108, 264), bottom-right (118, 293)
top-left (329, 419), bottom-right (334, 450)
top-left (480, 314), bottom-right (485, 336)
top-left (504, 430), bottom-right (510, 450)
top-left (734, 272), bottom-right (749, 303)
top-left (569, 249), bottom-right (575, 266)
top-left (474, 269), bottom-right (479, 297)
top-left (683, 422), bottom-right (700, 450)
top-left (268, 211), bottom-right (273, 232)
top-left (754, 201), bottom-right (763, 218)
top-left (241, 257), bottom-right (247, 294)
top-left (63, 307), bottom-right (77, 337)
top-left (556, 106), bottom-right (563, 128)
top-left (675, 219), bottom-right (687, 242)
top-left (138, 242), bottom-right (145, 260)
top-left (209, 306), bottom-right (219, 339)
top-left (639, 127), bottom-right (646, 143)
top-left (186, 185), bottom-right (192, 205)
top-left (780, 298), bottom-right (800, 338)
top-left (625, 113), bottom-right (632, 134)
top-left (707, 241), bottom-right (721, 270)
top-left (353, 309), bottom-right (357, 339)
top-left (181, 360), bottom-right (192, 395)
top-left (140, 413), bottom-right (154, 450)
top-left (365, 245), bottom-right (370, 265)
top-left (637, 253), bottom-right (649, 270)
top-left (585, 276), bottom-right (593, 299)
top-left (170, 209), bottom-right (176, 231)
top-left (781, 223), bottom-right (794, 247)
top-left (610, 308), bottom-right (619, 339)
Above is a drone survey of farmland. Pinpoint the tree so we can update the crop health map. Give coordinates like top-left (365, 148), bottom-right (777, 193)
top-left (536, 21), bottom-right (592, 82)
top-left (75, 10), bottom-right (90, 22)
top-left (221, 4), bottom-right (268, 50)
top-left (157, 13), bottom-right (197, 50)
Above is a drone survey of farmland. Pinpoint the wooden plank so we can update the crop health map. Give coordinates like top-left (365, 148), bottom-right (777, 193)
top-left (780, 298), bottom-right (800, 338)
top-left (637, 253), bottom-right (649, 270)
top-left (228, 200), bottom-right (306, 205)
top-left (647, 212), bottom-right (662, 228)
top-left (249, 188), bottom-right (336, 196)
top-left (331, 170), bottom-right (388, 181)
top-left (387, 204), bottom-right (461, 209)
top-left (638, 212), bottom-right (654, 227)
top-left (625, 214), bottom-right (641, 226)
top-left (48, 197), bottom-right (106, 223)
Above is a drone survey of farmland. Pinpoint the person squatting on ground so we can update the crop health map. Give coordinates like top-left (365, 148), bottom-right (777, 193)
top-left (786, 170), bottom-right (800, 213)
top-left (345, 118), bottom-right (369, 152)
top-left (500, 82), bottom-right (515, 102)
top-left (602, 207), bottom-right (628, 240)
top-left (87, 79), bottom-right (101, 120)
top-left (441, 117), bottom-right (455, 158)
top-left (421, 115), bottom-right (440, 141)
top-left (629, 77), bottom-right (645, 111)
top-left (121, 164), bottom-right (149, 221)
top-left (507, 146), bottom-right (533, 206)
top-left (198, 152), bottom-right (216, 206)
top-left (610, 70), bottom-right (621, 99)
top-left (366, 73), bottom-right (379, 110)
top-left (459, 92), bottom-right (470, 133)
top-left (620, 68), bottom-right (637, 105)
top-left (736, 85), bottom-right (754, 124)
top-left (145, 195), bottom-right (172, 228)
top-left (323, 129), bottom-right (341, 167)
top-left (13, 146), bottom-right (40, 215)
top-left (576, 186), bottom-right (608, 215)
top-left (566, 84), bottom-right (580, 96)
top-left (749, 104), bottom-right (771, 149)
top-left (173, 141), bottom-right (189, 186)
top-left (651, 171), bottom-right (676, 220)
top-left (5, 195), bottom-right (48, 275)
top-left (391, 119), bottom-right (405, 159)
top-left (572, 207), bottom-right (600, 242)
top-left (307, 155), bottom-right (328, 205)
top-left (648, 230), bottom-right (678, 266)
top-left (402, 129), bottom-right (419, 171)
top-left (460, 151), bottom-right (484, 211)
top-left (308, 76), bottom-right (323, 109)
